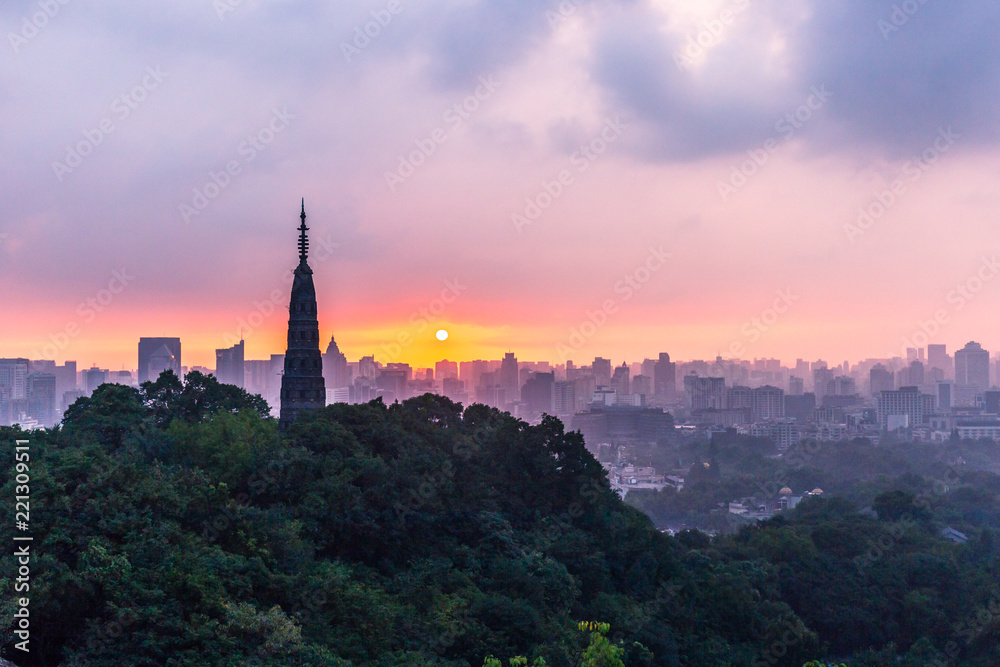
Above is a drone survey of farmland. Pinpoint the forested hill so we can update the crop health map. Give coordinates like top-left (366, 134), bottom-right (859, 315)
top-left (0, 372), bottom-right (998, 665)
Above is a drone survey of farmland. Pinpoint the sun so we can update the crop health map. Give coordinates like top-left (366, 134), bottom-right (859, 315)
top-left (436, 329), bottom-right (449, 341)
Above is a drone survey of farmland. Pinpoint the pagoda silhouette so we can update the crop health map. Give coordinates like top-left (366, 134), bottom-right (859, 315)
top-left (279, 200), bottom-right (326, 432)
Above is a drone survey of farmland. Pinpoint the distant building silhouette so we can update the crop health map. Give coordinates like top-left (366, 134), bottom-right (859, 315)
top-left (653, 353), bottom-right (676, 400)
top-left (500, 352), bottom-right (519, 403)
top-left (138, 338), bottom-right (181, 384)
top-left (955, 341), bottom-right (990, 394)
top-left (216, 340), bottom-right (245, 388)
top-left (322, 337), bottom-right (350, 390)
top-left (279, 201), bottom-right (326, 431)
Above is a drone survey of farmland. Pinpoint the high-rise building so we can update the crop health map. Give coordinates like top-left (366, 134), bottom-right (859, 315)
top-left (610, 362), bottom-right (630, 395)
top-left (376, 369), bottom-right (408, 403)
top-left (138, 338), bottom-right (181, 384)
top-left (216, 340), bottom-right (245, 388)
top-left (927, 344), bottom-right (949, 376)
top-left (631, 375), bottom-right (652, 397)
top-left (684, 376), bottom-right (726, 410)
top-left (279, 201), bottom-right (326, 431)
top-left (460, 360), bottom-right (489, 391)
top-left (0, 359), bottom-right (29, 401)
top-left (500, 353), bottom-right (520, 402)
top-left (54, 361), bottom-right (76, 409)
top-left (358, 355), bottom-right (377, 380)
top-left (752, 385), bottom-right (785, 422)
top-left (26, 372), bottom-right (56, 426)
top-left (906, 361), bottom-right (924, 388)
top-left (653, 353), bottom-right (676, 400)
top-left (812, 367), bottom-right (834, 402)
top-left (955, 342), bottom-right (990, 393)
top-left (936, 381), bottom-right (953, 410)
top-left (788, 376), bottom-right (804, 396)
top-left (435, 359), bottom-right (459, 382)
top-left (593, 357), bottom-right (612, 387)
top-left (870, 364), bottom-right (894, 397)
top-left (442, 378), bottom-right (467, 403)
top-left (552, 381), bottom-right (576, 417)
top-left (522, 372), bottom-right (555, 416)
top-left (322, 337), bottom-right (350, 389)
top-left (85, 367), bottom-right (107, 394)
top-left (877, 387), bottom-right (935, 430)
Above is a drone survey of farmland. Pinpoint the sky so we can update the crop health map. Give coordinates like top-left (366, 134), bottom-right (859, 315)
top-left (2, 0), bottom-right (999, 371)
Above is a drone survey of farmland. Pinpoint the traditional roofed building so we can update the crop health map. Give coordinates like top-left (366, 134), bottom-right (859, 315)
top-left (279, 200), bottom-right (326, 431)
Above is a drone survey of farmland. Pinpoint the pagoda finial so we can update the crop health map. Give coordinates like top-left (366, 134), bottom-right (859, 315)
top-left (298, 199), bottom-right (309, 262)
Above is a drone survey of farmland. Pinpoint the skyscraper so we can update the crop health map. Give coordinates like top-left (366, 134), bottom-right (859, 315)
top-left (592, 357), bottom-right (612, 386)
top-left (216, 340), bottom-right (245, 388)
top-left (927, 344), bottom-right (949, 376)
top-left (279, 201), bottom-right (326, 431)
top-left (500, 352), bottom-right (519, 402)
top-left (138, 338), bottom-right (181, 383)
top-left (323, 337), bottom-right (350, 389)
top-left (654, 352), bottom-right (676, 400)
top-left (955, 341), bottom-right (990, 393)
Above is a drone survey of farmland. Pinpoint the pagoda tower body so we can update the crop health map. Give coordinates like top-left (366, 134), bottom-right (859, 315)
top-left (279, 200), bottom-right (326, 432)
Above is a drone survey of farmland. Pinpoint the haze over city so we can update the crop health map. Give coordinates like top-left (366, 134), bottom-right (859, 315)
top-left (4, 1), bottom-right (1000, 370)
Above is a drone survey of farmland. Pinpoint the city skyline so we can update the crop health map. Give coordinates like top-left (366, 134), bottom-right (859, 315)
top-left (4, 2), bottom-right (1000, 370)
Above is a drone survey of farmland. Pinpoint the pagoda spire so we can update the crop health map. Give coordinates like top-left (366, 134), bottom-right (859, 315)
top-left (298, 198), bottom-right (309, 263)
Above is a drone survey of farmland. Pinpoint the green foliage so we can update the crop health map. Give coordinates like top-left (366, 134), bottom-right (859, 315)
top-left (4, 396), bottom-right (1000, 665)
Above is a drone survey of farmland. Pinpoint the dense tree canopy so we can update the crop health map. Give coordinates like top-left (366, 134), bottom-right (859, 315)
top-left (0, 375), bottom-right (998, 665)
